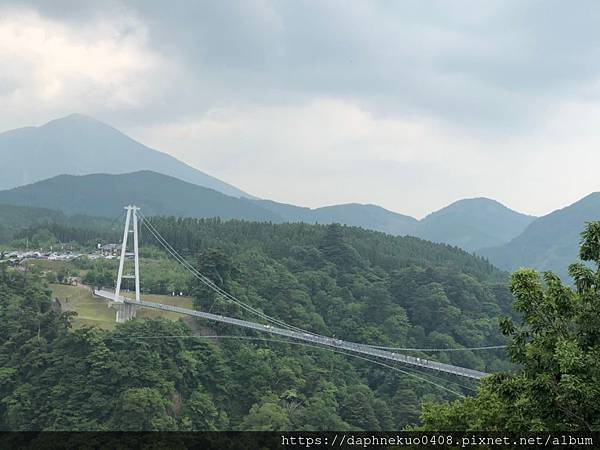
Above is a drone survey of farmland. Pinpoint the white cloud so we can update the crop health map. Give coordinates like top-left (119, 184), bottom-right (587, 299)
top-left (131, 96), bottom-right (600, 218)
top-left (0, 7), bottom-right (172, 126)
top-left (129, 99), bottom-right (493, 216)
top-left (2, 1), bottom-right (600, 218)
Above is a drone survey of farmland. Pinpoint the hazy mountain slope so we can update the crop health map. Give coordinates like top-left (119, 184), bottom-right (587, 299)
top-left (0, 114), bottom-right (253, 198)
top-left (479, 192), bottom-right (600, 281)
top-left (415, 198), bottom-right (536, 252)
top-left (255, 200), bottom-right (418, 236)
top-left (0, 172), bottom-right (419, 237)
top-left (0, 171), bottom-right (279, 221)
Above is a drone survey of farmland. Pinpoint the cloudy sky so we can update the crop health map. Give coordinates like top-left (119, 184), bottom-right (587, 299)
top-left (1, 0), bottom-right (599, 218)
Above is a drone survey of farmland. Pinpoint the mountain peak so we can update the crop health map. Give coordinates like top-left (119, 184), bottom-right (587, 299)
top-left (0, 114), bottom-right (255, 199)
top-left (434, 197), bottom-right (524, 213)
top-left (416, 197), bottom-right (536, 251)
top-left (43, 113), bottom-right (107, 128)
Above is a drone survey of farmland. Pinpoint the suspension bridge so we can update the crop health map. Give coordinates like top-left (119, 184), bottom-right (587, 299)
top-left (94, 205), bottom-right (497, 382)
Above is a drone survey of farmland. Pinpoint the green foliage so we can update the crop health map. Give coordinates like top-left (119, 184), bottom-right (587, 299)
top-left (419, 221), bottom-right (600, 431)
top-left (0, 203), bottom-right (119, 247)
top-left (0, 204), bottom-right (65, 244)
top-left (240, 395), bottom-right (292, 431)
top-left (77, 254), bottom-right (189, 294)
top-left (1, 218), bottom-right (515, 431)
top-left (110, 387), bottom-right (178, 431)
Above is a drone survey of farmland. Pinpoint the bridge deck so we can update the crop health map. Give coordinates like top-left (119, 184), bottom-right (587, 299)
top-left (94, 289), bottom-right (488, 380)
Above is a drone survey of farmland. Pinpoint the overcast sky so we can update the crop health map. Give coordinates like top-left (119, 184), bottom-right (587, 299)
top-left (1, 1), bottom-right (599, 218)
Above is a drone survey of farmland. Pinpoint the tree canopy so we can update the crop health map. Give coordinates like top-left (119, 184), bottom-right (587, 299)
top-left (419, 222), bottom-right (600, 431)
top-left (1, 218), bottom-right (514, 430)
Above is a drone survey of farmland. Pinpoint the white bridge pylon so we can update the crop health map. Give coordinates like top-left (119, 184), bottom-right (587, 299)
top-left (111, 205), bottom-right (141, 323)
top-left (94, 205), bottom-right (489, 380)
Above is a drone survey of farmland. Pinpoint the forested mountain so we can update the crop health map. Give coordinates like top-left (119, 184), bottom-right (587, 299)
top-left (0, 169), bottom-right (536, 249)
top-left (415, 198), bottom-right (536, 252)
top-left (0, 171), bottom-right (279, 221)
top-left (0, 114), bottom-right (253, 198)
top-left (479, 192), bottom-right (600, 281)
top-left (0, 114), bottom-right (537, 248)
top-left (0, 169), bottom-right (421, 239)
top-left (419, 222), bottom-right (600, 431)
top-left (0, 171), bottom-right (420, 237)
top-left (254, 200), bottom-right (418, 236)
top-left (0, 204), bottom-right (117, 245)
top-left (0, 204), bottom-right (64, 243)
top-left (1, 218), bottom-right (512, 431)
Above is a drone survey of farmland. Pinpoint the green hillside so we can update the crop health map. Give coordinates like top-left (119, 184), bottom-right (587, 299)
top-left (1, 216), bottom-right (512, 431)
top-left (0, 204), bottom-right (65, 243)
top-left (0, 171), bottom-right (280, 221)
top-left (0, 171), bottom-right (421, 238)
top-left (479, 192), bottom-right (600, 281)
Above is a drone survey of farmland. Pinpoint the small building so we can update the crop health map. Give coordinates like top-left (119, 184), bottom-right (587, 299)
top-left (101, 244), bottom-right (121, 256)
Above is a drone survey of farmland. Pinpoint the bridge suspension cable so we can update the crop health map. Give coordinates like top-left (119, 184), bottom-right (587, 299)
top-left (139, 214), bottom-right (316, 335)
top-left (138, 212), bottom-right (322, 337)
top-left (139, 213), bottom-right (506, 356)
top-left (95, 207), bottom-right (493, 378)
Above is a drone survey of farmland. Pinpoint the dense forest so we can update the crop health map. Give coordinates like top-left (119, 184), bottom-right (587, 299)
top-left (1, 217), bottom-right (514, 430)
top-left (418, 222), bottom-right (600, 431)
top-left (144, 218), bottom-right (512, 369)
top-left (0, 203), bottom-right (120, 247)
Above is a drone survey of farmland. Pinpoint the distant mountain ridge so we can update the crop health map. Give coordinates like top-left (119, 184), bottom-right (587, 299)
top-left (0, 114), bottom-right (537, 251)
top-left (254, 199), bottom-right (419, 236)
top-left (0, 169), bottom-right (536, 253)
top-left (479, 192), bottom-right (600, 281)
top-left (3, 169), bottom-right (595, 284)
top-left (0, 171), bottom-right (422, 237)
top-left (0, 171), bottom-right (276, 221)
top-left (414, 198), bottom-right (537, 252)
top-left (0, 114), bottom-right (254, 198)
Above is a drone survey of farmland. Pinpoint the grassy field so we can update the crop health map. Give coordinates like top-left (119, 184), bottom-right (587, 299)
top-left (50, 284), bottom-right (194, 330)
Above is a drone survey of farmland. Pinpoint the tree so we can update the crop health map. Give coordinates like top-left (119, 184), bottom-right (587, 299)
top-left (419, 222), bottom-right (600, 431)
top-left (110, 388), bottom-right (177, 431)
top-left (239, 395), bottom-right (291, 431)
top-left (299, 382), bottom-right (351, 431)
top-left (319, 224), bottom-right (360, 270)
top-left (182, 387), bottom-right (228, 431)
top-left (191, 248), bottom-right (234, 311)
top-left (391, 388), bottom-right (421, 429)
top-left (339, 385), bottom-right (380, 430)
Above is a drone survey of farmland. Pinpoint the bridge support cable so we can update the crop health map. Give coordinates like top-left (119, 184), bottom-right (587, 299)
top-left (139, 214), bottom-right (503, 359)
top-left (107, 295), bottom-right (488, 380)
top-left (140, 216), bottom-right (313, 334)
top-left (97, 205), bottom-right (490, 380)
top-left (138, 213), bottom-right (323, 337)
top-left (139, 214), bottom-right (310, 333)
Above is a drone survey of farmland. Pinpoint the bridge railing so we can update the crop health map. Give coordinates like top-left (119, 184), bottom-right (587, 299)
top-left (123, 296), bottom-right (488, 380)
